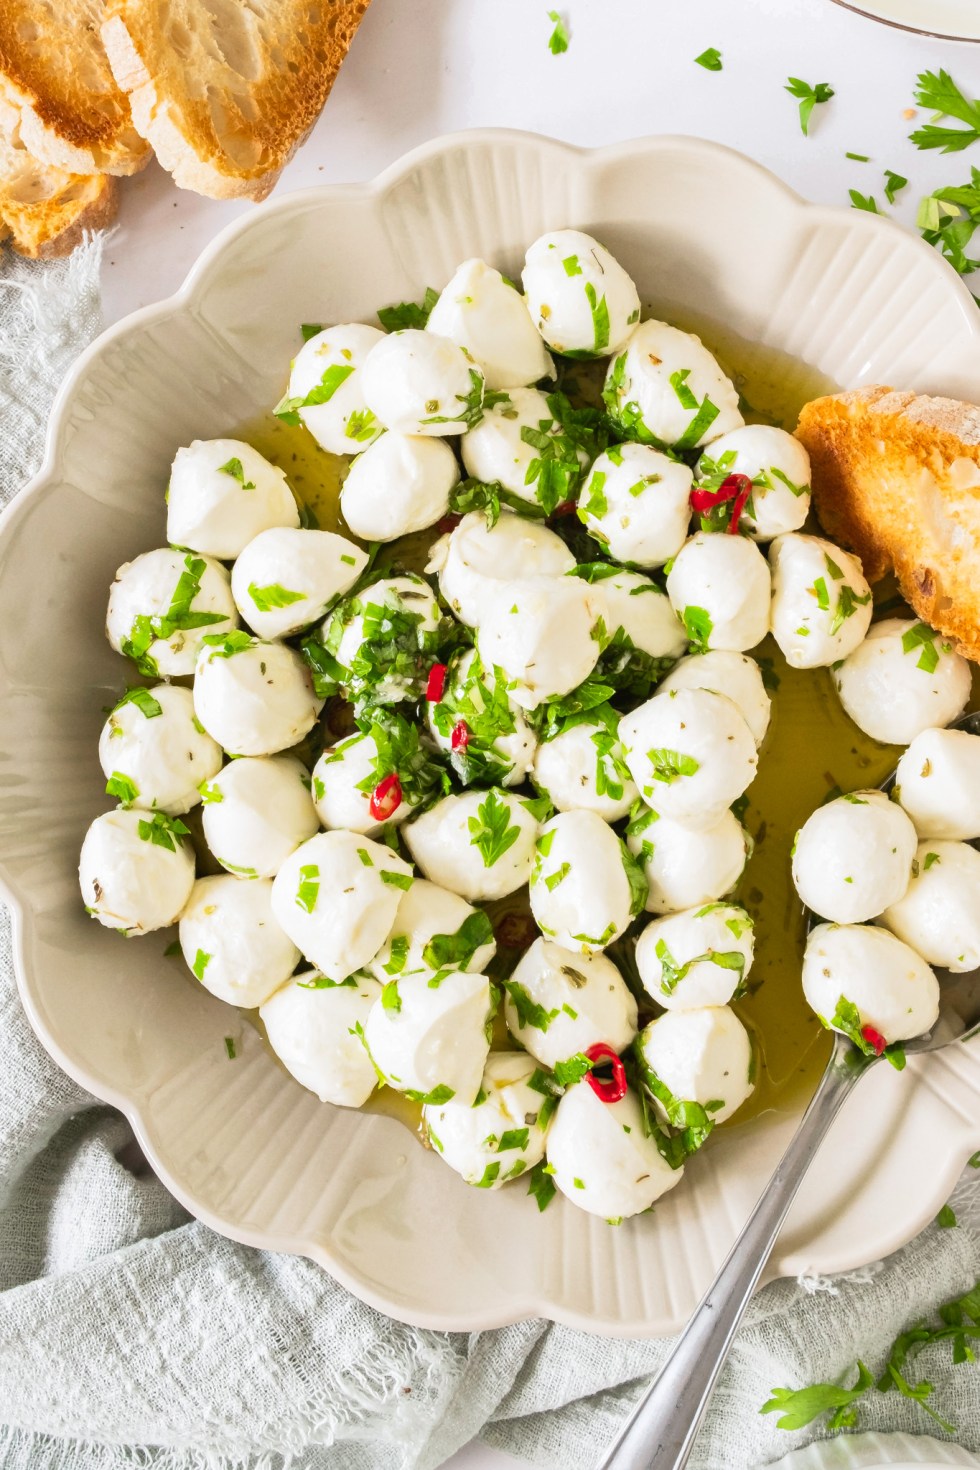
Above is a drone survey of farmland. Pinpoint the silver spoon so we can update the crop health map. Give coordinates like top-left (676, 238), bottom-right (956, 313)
top-left (599, 709), bottom-right (980, 1470)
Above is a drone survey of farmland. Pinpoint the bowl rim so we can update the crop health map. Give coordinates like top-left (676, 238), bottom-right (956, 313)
top-left (827, 0), bottom-right (980, 41)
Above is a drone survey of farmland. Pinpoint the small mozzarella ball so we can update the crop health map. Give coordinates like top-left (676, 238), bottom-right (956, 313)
top-left (504, 938), bottom-right (638, 1066)
top-left (895, 728), bottom-right (980, 840)
top-left (363, 970), bottom-right (492, 1106)
top-left (433, 509), bottom-right (574, 627)
top-left (530, 810), bottom-right (642, 953)
top-left (99, 684), bottom-right (221, 815)
top-left (426, 259), bottom-right (555, 390)
top-left (329, 574), bottom-right (442, 703)
top-left (532, 714), bottom-right (637, 822)
top-left (107, 549), bottom-right (238, 678)
top-left (201, 755), bottom-right (319, 879)
top-left (595, 570), bottom-right (688, 663)
top-left (360, 329), bottom-right (484, 437)
top-left (659, 652), bottom-right (771, 747)
top-left (271, 831), bottom-right (413, 982)
top-left (167, 439), bottom-right (300, 560)
top-left (178, 875), bottom-right (300, 1007)
top-left (193, 636), bottom-right (322, 757)
top-left (260, 970), bottom-right (381, 1106)
top-left (79, 808), bottom-right (195, 936)
top-left (604, 320), bottom-right (743, 450)
top-left (834, 617), bottom-right (972, 746)
top-left (666, 533), bottom-right (771, 653)
top-left (546, 1082), bottom-right (683, 1220)
top-left (369, 879), bottom-right (496, 980)
top-left (424, 1051), bottom-right (551, 1189)
top-left (792, 789), bottom-right (917, 925)
top-left (340, 433), bottom-right (459, 543)
top-left (461, 387), bottom-right (587, 508)
top-left (426, 647), bottom-right (536, 786)
top-left (769, 534), bottom-right (872, 670)
top-left (695, 426), bottom-right (811, 541)
top-left (636, 903), bottom-right (755, 1010)
top-left (803, 922), bottom-right (939, 1045)
top-left (404, 789), bottom-right (539, 902)
top-left (311, 731), bottom-right (420, 835)
top-left (285, 323), bottom-right (385, 454)
top-left (626, 806), bottom-right (750, 915)
top-left (231, 528), bottom-right (367, 640)
top-left (577, 444), bottom-right (692, 567)
top-left (620, 688), bottom-right (758, 831)
top-left (477, 576), bottom-right (604, 711)
top-left (522, 229), bottom-right (641, 357)
top-left (636, 1007), bottom-right (754, 1125)
top-left (880, 840), bottom-right (980, 973)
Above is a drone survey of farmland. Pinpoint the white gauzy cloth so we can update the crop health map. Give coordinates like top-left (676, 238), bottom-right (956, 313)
top-left (2, 239), bottom-right (980, 1470)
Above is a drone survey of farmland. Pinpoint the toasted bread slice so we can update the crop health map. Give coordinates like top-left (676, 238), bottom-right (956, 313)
top-left (797, 385), bottom-right (980, 661)
top-left (102, 0), bottom-right (372, 201)
top-left (0, 0), bottom-right (148, 176)
top-left (0, 119), bottom-right (117, 258)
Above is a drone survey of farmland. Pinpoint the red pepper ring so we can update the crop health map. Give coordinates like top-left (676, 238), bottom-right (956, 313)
top-left (436, 513), bottom-right (462, 535)
top-left (426, 662), bottom-right (448, 702)
top-left (369, 772), bottom-right (402, 822)
top-left (451, 720), bottom-right (471, 751)
top-left (689, 472), bottom-right (754, 536)
top-left (584, 1042), bottom-right (628, 1104)
top-left (861, 1024), bottom-right (887, 1057)
top-left (550, 499), bottom-right (578, 518)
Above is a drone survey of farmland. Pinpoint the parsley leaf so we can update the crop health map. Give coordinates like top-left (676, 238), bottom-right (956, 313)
top-left (785, 77), bottom-right (835, 136)
top-left (377, 287), bottom-right (439, 332)
top-left (761, 1361), bottom-right (874, 1431)
top-left (546, 9), bottom-right (569, 54)
top-left (911, 70), bottom-right (980, 153)
top-left (527, 1160), bottom-right (557, 1211)
top-left (901, 621), bottom-right (941, 673)
top-left (448, 475), bottom-right (547, 529)
top-left (849, 190), bottom-right (879, 213)
top-left (467, 789), bottom-right (521, 868)
top-left (136, 812), bottom-right (190, 853)
top-left (218, 457), bottom-right (256, 490)
top-left (505, 979), bottom-right (560, 1032)
top-left (884, 169), bottom-right (908, 204)
top-left (248, 582), bottom-right (305, 613)
top-left (647, 748), bottom-right (700, 784)
top-left (422, 909), bottom-right (495, 970)
top-left (917, 171), bottom-right (980, 276)
top-left (105, 771), bottom-right (139, 806)
top-left (274, 363), bottom-right (355, 425)
top-left (695, 47), bottom-right (722, 71)
top-left (120, 553), bottom-right (228, 675)
top-left (296, 864), bottom-right (320, 914)
top-left (683, 605), bottom-right (713, 652)
top-left (110, 686), bottom-right (162, 721)
top-left (421, 368), bottom-right (486, 430)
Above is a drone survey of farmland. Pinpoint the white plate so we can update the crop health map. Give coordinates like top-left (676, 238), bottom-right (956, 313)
top-left (830, 0), bottom-right (980, 41)
top-left (763, 1428), bottom-right (980, 1469)
top-left (4, 131), bottom-right (980, 1337)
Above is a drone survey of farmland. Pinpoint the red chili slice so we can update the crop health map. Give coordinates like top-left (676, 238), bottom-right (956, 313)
top-left (426, 663), bottom-right (447, 702)
top-left (551, 499), bottom-right (578, 518)
top-left (861, 1024), bottom-right (887, 1057)
top-left (584, 1042), bottom-right (628, 1104)
top-left (369, 773), bottom-right (402, 822)
top-left (451, 720), bottom-right (470, 751)
top-left (436, 513), bottom-right (462, 534)
top-left (689, 472), bottom-right (754, 535)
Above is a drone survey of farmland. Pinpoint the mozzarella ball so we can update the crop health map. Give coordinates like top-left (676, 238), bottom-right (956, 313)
top-left (363, 970), bottom-right (492, 1106)
top-left (792, 789), bottom-right (917, 925)
top-left (311, 730), bottom-right (423, 835)
top-left (594, 570), bottom-right (688, 663)
top-left (530, 810), bottom-right (643, 953)
top-left (695, 426), bottom-right (811, 541)
top-left (769, 534), bottom-right (872, 669)
top-left (360, 329), bottom-right (484, 437)
top-left (626, 806), bottom-right (750, 915)
top-left (635, 1007), bottom-right (754, 1125)
top-left (504, 938), bottom-right (638, 1067)
top-left (635, 903), bottom-right (755, 1009)
top-left (99, 684), bottom-right (221, 815)
top-left (522, 229), bottom-right (640, 357)
top-left (167, 439), bottom-right (300, 560)
top-left (404, 789), bottom-right (539, 902)
top-left (340, 433), bottom-right (459, 543)
top-left (604, 320), bottom-right (743, 450)
top-left (270, 831), bottom-right (413, 981)
top-left (369, 879), bottom-right (496, 980)
top-left (477, 576), bottom-right (604, 710)
top-left (666, 533), bottom-right (771, 653)
top-left (260, 970), bottom-right (381, 1106)
top-left (619, 688), bottom-right (758, 830)
top-left (659, 652), bottom-right (771, 747)
top-left (328, 574), bottom-right (442, 704)
top-left (201, 755), bottom-right (319, 879)
top-left (426, 647), bottom-right (536, 787)
top-left (433, 510), bottom-right (574, 628)
top-left (284, 323), bottom-right (385, 454)
top-left (461, 387), bottom-right (588, 509)
top-left (546, 1082), bottom-right (683, 1220)
top-left (880, 840), bottom-right (980, 973)
top-left (532, 713), bottom-right (637, 822)
top-left (178, 875), bottom-right (300, 1008)
top-left (803, 922), bottom-right (940, 1045)
top-left (231, 528), bottom-right (367, 640)
top-left (895, 728), bottom-right (980, 840)
top-left (107, 549), bottom-right (238, 678)
top-left (577, 443), bottom-right (693, 566)
top-left (426, 259), bottom-right (555, 390)
top-left (834, 617), bottom-right (972, 746)
top-left (193, 636), bottom-right (322, 757)
top-left (79, 808), bottom-right (195, 936)
top-left (424, 1051), bottom-right (551, 1188)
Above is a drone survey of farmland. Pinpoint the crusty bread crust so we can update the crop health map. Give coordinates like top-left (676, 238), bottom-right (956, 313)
top-left (102, 0), bottom-right (372, 201)
top-left (797, 385), bottom-right (980, 662)
top-left (0, 0), bottom-right (148, 175)
top-left (0, 115), bottom-right (118, 258)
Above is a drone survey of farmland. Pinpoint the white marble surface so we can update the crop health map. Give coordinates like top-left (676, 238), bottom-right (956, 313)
top-left (96, 3), bottom-right (979, 1466)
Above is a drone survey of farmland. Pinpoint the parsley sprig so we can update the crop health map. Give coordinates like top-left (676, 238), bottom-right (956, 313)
top-left (911, 70), bottom-right (980, 154)
top-left (377, 287), bottom-right (439, 332)
top-left (785, 77), bottom-right (835, 137)
top-left (467, 789), bottom-right (522, 868)
top-left (120, 554), bottom-right (229, 676)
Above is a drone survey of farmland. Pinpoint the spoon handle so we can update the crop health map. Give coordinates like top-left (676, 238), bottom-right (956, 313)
top-left (599, 1041), bottom-right (865, 1470)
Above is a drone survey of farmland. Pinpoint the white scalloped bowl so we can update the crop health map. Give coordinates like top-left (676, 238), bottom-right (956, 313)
top-left (5, 132), bottom-right (980, 1337)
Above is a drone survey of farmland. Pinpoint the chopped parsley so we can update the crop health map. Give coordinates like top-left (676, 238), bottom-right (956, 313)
top-left (849, 190), bottom-right (879, 214)
top-left (377, 286), bottom-right (439, 332)
top-left (785, 77), bottom-right (835, 137)
top-left (694, 47), bottom-right (722, 71)
top-left (248, 582), bottom-right (305, 613)
top-left (110, 686), bottom-right (162, 720)
top-left (105, 771), bottom-right (139, 805)
top-left (420, 368), bottom-right (485, 430)
top-left (655, 938), bottom-right (744, 997)
top-left (422, 909), bottom-right (495, 970)
top-left (829, 583), bottom-right (870, 637)
top-left (527, 1160), bottom-right (557, 1212)
top-left (884, 170), bottom-right (908, 204)
top-left (296, 864), bottom-right (320, 913)
top-left (380, 869), bottom-right (413, 890)
top-left (224, 1036), bottom-right (237, 1059)
top-left (902, 621), bottom-right (941, 674)
top-left (217, 457), bottom-right (256, 490)
top-left (546, 9), bottom-right (569, 54)
top-left (669, 369), bottom-right (720, 449)
top-left (647, 748), bottom-right (700, 784)
top-left (826, 995), bottom-right (907, 1071)
top-left (121, 553), bottom-right (228, 676)
top-left (381, 980), bottom-right (402, 1013)
top-left (505, 979), bottom-right (560, 1032)
top-left (192, 949), bottom-right (211, 981)
top-left (467, 789), bottom-right (522, 868)
top-left (274, 363), bottom-right (355, 425)
top-left (683, 605), bottom-right (713, 652)
top-left (584, 283), bottom-right (610, 354)
top-left (137, 812), bottom-right (189, 852)
top-left (917, 173), bottom-right (980, 277)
